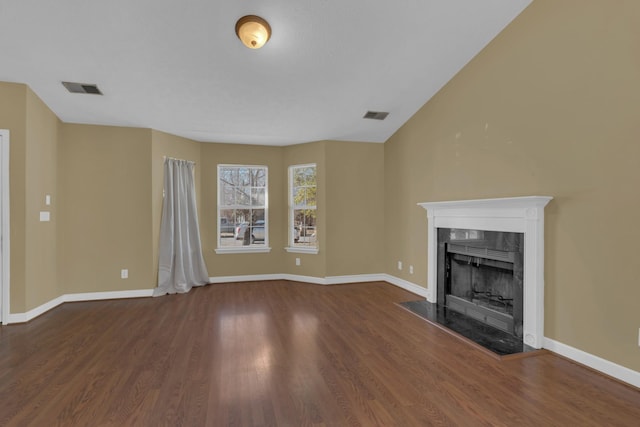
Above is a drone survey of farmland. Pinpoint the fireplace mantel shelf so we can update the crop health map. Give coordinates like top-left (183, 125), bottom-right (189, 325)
top-left (418, 196), bottom-right (553, 349)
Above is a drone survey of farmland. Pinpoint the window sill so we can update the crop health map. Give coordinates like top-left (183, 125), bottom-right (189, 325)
top-left (284, 246), bottom-right (319, 255)
top-left (215, 247), bottom-right (272, 254)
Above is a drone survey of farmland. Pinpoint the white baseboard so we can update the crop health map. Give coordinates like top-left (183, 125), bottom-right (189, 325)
top-left (64, 289), bottom-right (154, 302)
top-left (7, 295), bottom-right (66, 324)
top-left (324, 274), bottom-right (387, 285)
top-left (543, 337), bottom-right (640, 389)
top-left (207, 273), bottom-right (424, 292)
top-left (207, 274), bottom-right (285, 284)
top-left (282, 274), bottom-right (327, 285)
top-left (382, 274), bottom-right (429, 298)
top-left (207, 273), bottom-right (388, 286)
top-left (6, 289), bottom-right (154, 324)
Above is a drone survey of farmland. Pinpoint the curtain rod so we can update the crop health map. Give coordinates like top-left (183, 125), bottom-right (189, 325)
top-left (163, 156), bottom-right (195, 164)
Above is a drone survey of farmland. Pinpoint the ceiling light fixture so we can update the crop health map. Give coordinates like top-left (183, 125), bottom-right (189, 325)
top-left (235, 15), bottom-right (271, 49)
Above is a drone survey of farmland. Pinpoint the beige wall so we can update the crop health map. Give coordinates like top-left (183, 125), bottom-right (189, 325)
top-left (197, 140), bottom-right (384, 279)
top-left (0, 83), bottom-right (61, 313)
top-left (151, 130), bottom-right (202, 285)
top-left (0, 82), bottom-right (28, 312)
top-left (58, 124), bottom-right (153, 294)
top-left (384, 0), bottom-right (640, 371)
top-left (25, 88), bottom-right (60, 308)
top-left (325, 141), bottom-right (384, 276)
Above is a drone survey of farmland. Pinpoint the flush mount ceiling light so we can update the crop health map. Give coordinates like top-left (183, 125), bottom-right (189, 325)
top-left (235, 15), bottom-right (271, 49)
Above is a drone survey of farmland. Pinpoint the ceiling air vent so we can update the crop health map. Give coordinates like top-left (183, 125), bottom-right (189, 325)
top-left (62, 81), bottom-right (103, 95)
top-left (363, 111), bottom-right (389, 120)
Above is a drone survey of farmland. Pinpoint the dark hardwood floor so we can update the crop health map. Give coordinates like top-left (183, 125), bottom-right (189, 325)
top-left (0, 281), bottom-right (638, 426)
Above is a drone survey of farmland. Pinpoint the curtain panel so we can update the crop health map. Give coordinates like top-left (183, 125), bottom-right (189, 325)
top-left (154, 158), bottom-right (209, 296)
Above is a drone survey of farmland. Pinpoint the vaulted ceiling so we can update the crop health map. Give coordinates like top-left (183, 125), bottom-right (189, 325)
top-left (0, 0), bottom-right (532, 146)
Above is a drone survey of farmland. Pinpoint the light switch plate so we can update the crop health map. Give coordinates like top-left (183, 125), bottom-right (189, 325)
top-left (39, 211), bottom-right (50, 222)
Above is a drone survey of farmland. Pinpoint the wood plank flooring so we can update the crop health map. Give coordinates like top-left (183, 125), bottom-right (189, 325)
top-left (0, 280), bottom-right (638, 426)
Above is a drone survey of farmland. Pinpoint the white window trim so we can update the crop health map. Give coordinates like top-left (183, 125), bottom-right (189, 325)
top-left (217, 164), bottom-right (269, 251)
top-left (288, 163), bottom-right (318, 252)
top-left (215, 247), bottom-right (272, 254)
top-left (284, 246), bottom-right (319, 254)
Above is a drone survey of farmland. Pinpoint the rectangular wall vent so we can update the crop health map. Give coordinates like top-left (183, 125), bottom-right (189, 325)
top-left (363, 111), bottom-right (389, 120)
top-left (62, 81), bottom-right (103, 95)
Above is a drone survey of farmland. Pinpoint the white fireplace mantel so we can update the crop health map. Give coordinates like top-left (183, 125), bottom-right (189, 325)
top-left (418, 196), bottom-right (553, 349)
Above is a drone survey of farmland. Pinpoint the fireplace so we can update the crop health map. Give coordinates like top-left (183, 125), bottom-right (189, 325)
top-left (438, 228), bottom-right (524, 338)
top-left (418, 196), bottom-right (552, 349)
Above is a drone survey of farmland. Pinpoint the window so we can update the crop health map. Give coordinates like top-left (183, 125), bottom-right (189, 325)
top-left (288, 164), bottom-right (317, 252)
top-left (217, 165), bottom-right (269, 252)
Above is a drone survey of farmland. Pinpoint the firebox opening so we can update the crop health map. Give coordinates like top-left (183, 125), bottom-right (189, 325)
top-left (438, 228), bottom-right (524, 338)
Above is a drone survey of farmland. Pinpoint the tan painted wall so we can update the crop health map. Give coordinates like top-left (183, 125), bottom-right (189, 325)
top-left (25, 88), bottom-right (59, 308)
top-left (0, 82), bottom-right (28, 313)
top-left (384, 0), bottom-right (640, 371)
top-left (57, 124), bottom-right (154, 293)
top-left (325, 141), bottom-right (384, 276)
top-left (151, 130), bottom-right (202, 285)
top-left (282, 141), bottom-right (327, 277)
top-left (200, 143), bottom-right (285, 276)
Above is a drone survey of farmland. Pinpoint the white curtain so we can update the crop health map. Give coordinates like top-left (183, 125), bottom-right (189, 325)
top-left (153, 158), bottom-right (209, 296)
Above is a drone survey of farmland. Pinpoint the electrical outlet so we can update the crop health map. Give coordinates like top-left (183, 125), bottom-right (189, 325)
top-left (397, 261), bottom-right (403, 270)
top-left (121, 269), bottom-right (128, 279)
top-left (295, 258), bottom-right (301, 266)
top-left (409, 265), bottom-right (414, 274)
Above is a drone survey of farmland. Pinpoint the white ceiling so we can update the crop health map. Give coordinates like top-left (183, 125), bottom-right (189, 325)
top-left (0, 0), bottom-right (532, 146)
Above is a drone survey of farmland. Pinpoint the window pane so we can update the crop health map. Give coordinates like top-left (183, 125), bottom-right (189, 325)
top-left (293, 209), bottom-right (317, 246)
top-left (219, 209), bottom-right (235, 237)
top-left (252, 188), bottom-right (266, 206)
top-left (293, 187), bottom-right (306, 208)
top-left (303, 167), bottom-right (315, 183)
top-left (252, 169), bottom-right (266, 187)
top-left (251, 208), bottom-right (265, 222)
top-left (221, 184), bottom-right (235, 206)
top-left (235, 209), bottom-right (247, 223)
top-left (305, 187), bottom-right (316, 206)
top-left (220, 168), bottom-right (235, 186)
top-left (236, 186), bottom-right (251, 206)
